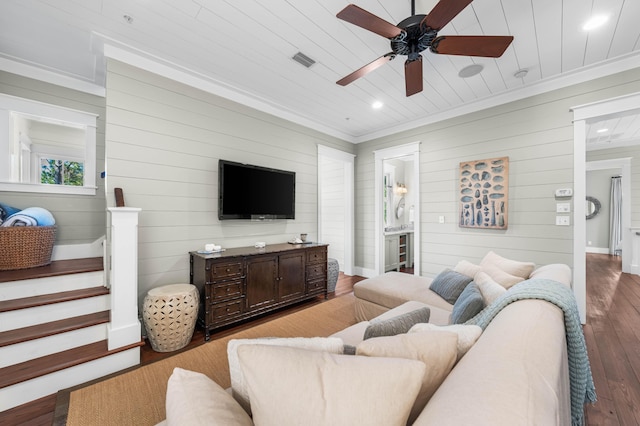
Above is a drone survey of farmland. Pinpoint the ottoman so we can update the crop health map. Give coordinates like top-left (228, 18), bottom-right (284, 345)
top-left (143, 283), bottom-right (199, 352)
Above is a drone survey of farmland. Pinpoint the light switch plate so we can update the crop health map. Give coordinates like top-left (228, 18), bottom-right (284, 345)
top-left (555, 188), bottom-right (573, 197)
top-left (556, 202), bottom-right (571, 213)
top-left (556, 216), bottom-right (570, 226)
top-left (438, 216), bottom-right (445, 224)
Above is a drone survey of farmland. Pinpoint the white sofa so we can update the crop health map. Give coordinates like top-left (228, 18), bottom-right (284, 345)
top-left (162, 257), bottom-right (587, 426)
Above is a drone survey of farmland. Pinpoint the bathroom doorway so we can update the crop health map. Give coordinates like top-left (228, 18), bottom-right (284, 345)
top-left (374, 142), bottom-right (420, 276)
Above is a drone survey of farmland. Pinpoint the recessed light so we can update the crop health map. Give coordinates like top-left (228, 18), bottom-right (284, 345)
top-left (372, 101), bottom-right (383, 109)
top-left (597, 128), bottom-right (609, 133)
top-left (458, 64), bottom-right (484, 78)
top-left (583, 15), bottom-right (608, 31)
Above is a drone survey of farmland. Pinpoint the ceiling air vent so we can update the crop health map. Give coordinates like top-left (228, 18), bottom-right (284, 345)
top-left (292, 52), bottom-right (316, 68)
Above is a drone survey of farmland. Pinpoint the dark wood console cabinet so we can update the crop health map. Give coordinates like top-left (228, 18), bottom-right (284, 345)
top-left (190, 243), bottom-right (328, 340)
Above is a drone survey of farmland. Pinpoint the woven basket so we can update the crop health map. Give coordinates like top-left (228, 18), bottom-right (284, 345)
top-left (0, 226), bottom-right (56, 271)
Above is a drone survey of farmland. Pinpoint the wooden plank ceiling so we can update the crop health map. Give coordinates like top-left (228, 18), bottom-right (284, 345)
top-left (0, 0), bottom-right (639, 142)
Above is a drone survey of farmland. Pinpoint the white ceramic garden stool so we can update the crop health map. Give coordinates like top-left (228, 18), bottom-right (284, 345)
top-left (143, 283), bottom-right (199, 352)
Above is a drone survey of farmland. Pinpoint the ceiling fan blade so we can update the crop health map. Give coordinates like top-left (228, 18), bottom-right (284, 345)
top-left (405, 57), bottom-right (423, 97)
top-left (337, 4), bottom-right (403, 39)
top-left (337, 53), bottom-right (395, 86)
top-left (422, 0), bottom-right (473, 31)
top-left (431, 35), bottom-right (514, 57)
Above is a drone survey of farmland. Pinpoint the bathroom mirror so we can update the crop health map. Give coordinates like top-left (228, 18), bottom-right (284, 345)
top-left (586, 196), bottom-right (601, 220)
top-left (0, 93), bottom-right (97, 195)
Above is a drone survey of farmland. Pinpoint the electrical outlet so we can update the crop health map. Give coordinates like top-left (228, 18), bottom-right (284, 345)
top-left (556, 202), bottom-right (571, 213)
top-left (556, 216), bottom-right (570, 226)
top-left (438, 216), bottom-right (445, 224)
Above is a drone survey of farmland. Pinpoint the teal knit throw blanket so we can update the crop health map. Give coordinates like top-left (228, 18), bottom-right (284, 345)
top-left (465, 278), bottom-right (597, 426)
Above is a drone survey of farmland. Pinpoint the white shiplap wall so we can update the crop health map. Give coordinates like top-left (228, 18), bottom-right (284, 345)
top-left (0, 70), bottom-right (107, 245)
top-left (104, 60), bottom-right (354, 306)
top-left (355, 68), bottom-right (640, 277)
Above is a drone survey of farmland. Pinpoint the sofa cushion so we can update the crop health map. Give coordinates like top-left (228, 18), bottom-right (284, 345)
top-left (481, 263), bottom-right (525, 289)
top-left (165, 368), bottom-right (253, 426)
top-left (529, 263), bottom-right (572, 286)
top-left (363, 306), bottom-right (431, 339)
top-left (453, 260), bottom-right (483, 278)
top-left (450, 283), bottom-right (484, 324)
top-left (429, 269), bottom-right (474, 304)
top-left (237, 344), bottom-right (425, 426)
top-left (409, 323), bottom-right (483, 361)
top-left (474, 271), bottom-right (507, 304)
top-left (480, 251), bottom-right (535, 279)
top-left (227, 337), bottom-right (344, 414)
top-left (356, 331), bottom-right (457, 424)
top-left (354, 272), bottom-right (453, 311)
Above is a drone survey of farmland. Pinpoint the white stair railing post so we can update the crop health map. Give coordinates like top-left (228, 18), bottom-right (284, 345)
top-left (107, 207), bottom-right (142, 351)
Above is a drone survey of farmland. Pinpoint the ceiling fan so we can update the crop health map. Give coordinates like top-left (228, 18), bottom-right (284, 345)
top-left (336, 0), bottom-right (514, 97)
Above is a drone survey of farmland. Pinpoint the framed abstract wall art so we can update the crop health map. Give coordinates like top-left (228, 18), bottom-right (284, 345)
top-left (459, 156), bottom-right (509, 229)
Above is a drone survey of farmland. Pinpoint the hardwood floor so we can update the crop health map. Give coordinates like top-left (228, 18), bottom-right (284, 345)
top-left (584, 254), bottom-right (640, 425)
top-left (5, 260), bottom-right (640, 425)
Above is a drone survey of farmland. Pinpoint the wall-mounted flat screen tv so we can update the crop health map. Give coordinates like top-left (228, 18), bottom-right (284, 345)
top-left (218, 160), bottom-right (295, 220)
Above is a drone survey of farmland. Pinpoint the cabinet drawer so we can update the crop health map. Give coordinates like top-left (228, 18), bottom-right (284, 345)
top-left (306, 250), bottom-right (327, 264)
top-left (211, 280), bottom-right (243, 301)
top-left (307, 278), bottom-right (326, 294)
top-left (307, 263), bottom-right (326, 279)
top-left (210, 299), bottom-right (243, 322)
top-left (210, 261), bottom-right (243, 280)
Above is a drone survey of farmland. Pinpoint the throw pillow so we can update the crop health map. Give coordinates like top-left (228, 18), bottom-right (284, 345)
top-left (474, 271), bottom-right (507, 304)
top-left (453, 260), bottom-right (482, 278)
top-left (356, 332), bottom-right (457, 424)
top-left (429, 269), bottom-right (474, 304)
top-left (409, 323), bottom-right (483, 361)
top-left (237, 344), bottom-right (425, 426)
top-left (480, 251), bottom-right (535, 279)
top-left (481, 263), bottom-right (525, 289)
top-left (450, 283), bottom-right (484, 324)
top-left (227, 337), bottom-right (344, 414)
top-left (165, 368), bottom-right (253, 426)
top-left (363, 307), bottom-right (431, 340)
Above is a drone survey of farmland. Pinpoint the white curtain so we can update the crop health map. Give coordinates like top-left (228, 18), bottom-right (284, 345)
top-left (610, 176), bottom-right (623, 256)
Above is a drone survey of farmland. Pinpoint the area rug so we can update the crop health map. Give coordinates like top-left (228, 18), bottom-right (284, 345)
top-left (65, 293), bottom-right (357, 425)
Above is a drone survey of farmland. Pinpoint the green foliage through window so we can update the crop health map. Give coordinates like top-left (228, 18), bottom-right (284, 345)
top-left (41, 159), bottom-right (84, 186)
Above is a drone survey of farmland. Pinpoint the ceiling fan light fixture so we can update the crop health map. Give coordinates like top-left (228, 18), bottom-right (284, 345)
top-left (458, 64), bottom-right (484, 78)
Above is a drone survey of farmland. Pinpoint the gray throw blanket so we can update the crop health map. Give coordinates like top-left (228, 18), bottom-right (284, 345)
top-left (465, 278), bottom-right (597, 426)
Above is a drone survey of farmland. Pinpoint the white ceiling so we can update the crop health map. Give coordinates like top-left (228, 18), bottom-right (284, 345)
top-left (1, 0), bottom-right (640, 143)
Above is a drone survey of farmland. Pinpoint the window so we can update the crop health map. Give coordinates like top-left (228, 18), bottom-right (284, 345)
top-left (40, 158), bottom-right (84, 186)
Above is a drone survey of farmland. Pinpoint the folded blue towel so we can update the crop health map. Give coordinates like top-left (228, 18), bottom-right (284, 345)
top-left (1, 207), bottom-right (56, 227)
top-left (0, 203), bottom-right (21, 224)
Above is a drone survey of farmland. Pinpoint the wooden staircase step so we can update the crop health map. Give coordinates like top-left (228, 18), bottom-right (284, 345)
top-left (0, 257), bottom-right (103, 284)
top-left (0, 340), bottom-right (143, 389)
top-left (0, 311), bottom-right (110, 348)
top-left (0, 287), bottom-right (109, 313)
